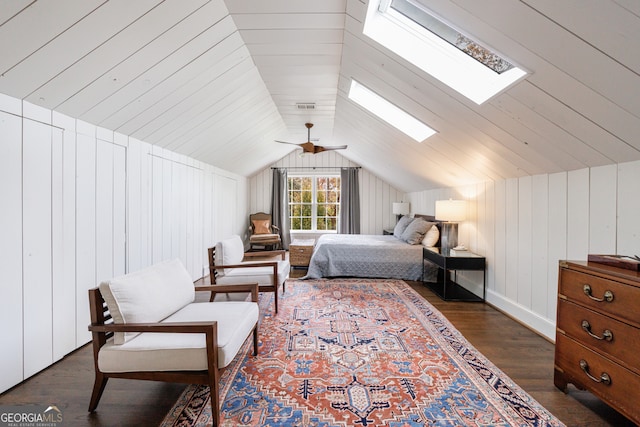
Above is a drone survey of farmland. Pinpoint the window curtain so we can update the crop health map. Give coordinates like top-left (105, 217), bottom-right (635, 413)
top-left (339, 167), bottom-right (360, 234)
top-left (270, 168), bottom-right (291, 249)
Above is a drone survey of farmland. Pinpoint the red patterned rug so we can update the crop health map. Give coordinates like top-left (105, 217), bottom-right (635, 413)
top-left (161, 279), bottom-right (564, 426)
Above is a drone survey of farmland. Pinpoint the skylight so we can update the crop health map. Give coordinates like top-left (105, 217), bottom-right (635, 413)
top-left (348, 79), bottom-right (436, 142)
top-left (364, 0), bottom-right (527, 104)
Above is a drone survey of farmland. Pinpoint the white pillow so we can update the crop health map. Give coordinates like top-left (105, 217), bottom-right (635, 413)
top-left (99, 259), bottom-right (195, 344)
top-left (421, 224), bottom-right (440, 247)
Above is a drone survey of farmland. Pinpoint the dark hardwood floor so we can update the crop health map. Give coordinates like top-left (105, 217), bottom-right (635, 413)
top-left (0, 271), bottom-right (635, 426)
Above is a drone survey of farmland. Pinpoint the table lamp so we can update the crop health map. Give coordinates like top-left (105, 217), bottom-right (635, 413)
top-left (392, 202), bottom-right (410, 223)
top-left (435, 199), bottom-right (466, 253)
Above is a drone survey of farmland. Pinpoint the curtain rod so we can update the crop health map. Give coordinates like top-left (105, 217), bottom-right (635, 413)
top-left (271, 166), bottom-right (361, 170)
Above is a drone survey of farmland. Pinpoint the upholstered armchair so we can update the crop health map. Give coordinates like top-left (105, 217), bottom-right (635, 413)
top-left (209, 235), bottom-right (289, 313)
top-left (249, 212), bottom-right (281, 250)
top-left (87, 259), bottom-right (259, 427)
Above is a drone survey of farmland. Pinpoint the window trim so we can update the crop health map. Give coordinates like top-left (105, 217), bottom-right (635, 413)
top-left (288, 173), bottom-right (341, 233)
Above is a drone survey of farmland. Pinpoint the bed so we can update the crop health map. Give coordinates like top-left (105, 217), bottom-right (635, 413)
top-left (303, 215), bottom-right (441, 281)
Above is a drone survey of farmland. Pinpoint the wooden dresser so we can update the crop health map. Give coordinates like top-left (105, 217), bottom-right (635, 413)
top-left (555, 260), bottom-right (640, 425)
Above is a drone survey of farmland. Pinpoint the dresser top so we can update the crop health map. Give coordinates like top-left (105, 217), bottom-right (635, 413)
top-left (561, 260), bottom-right (640, 283)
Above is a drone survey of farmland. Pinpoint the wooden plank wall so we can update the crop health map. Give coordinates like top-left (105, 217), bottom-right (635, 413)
top-left (408, 161), bottom-right (640, 340)
top-left (0, 94), bottom-right (248, 393)
top-left (248, 150), bottom-right (406, 237)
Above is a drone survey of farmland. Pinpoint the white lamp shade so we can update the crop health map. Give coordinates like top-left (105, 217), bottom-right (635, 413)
top-left (392, 202), bottom-right (410, 215)
top-left (435, 200), bottom-right (466, 222)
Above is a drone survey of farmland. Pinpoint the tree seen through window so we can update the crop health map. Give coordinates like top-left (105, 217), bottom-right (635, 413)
top-left (288, 175), bottom-right (340, 231)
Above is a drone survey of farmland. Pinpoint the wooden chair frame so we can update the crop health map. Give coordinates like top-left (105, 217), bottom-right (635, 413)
top-left (208, 247), bottom-right (286, 313)
top-left (88, 283), bottom-right (259, 427)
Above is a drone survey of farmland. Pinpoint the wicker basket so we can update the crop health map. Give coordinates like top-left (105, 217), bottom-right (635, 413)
top-left (290, 239), bottom-right (315, 267)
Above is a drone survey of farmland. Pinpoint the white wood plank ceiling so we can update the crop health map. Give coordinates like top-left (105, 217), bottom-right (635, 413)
top-left (1, 0), bottom-right (639, 192)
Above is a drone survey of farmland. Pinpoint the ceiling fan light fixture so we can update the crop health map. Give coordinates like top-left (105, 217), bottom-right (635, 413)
top-left (275, 123), bottom-right (347, 154)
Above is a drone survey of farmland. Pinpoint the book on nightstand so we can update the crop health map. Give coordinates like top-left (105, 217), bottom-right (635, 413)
top-left (449, 248), bottom-right (471, 256)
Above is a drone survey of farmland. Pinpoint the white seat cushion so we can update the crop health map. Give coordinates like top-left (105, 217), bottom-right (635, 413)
top-left (216, 260), bottom-right (290, 286)
top-left (99, 259), bottom-right (195, 344)
top-left (98, 301), bottom-right (259, 371)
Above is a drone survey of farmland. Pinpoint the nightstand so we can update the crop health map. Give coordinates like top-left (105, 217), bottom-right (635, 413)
top-left (383, 228), bottom-right (394, 235)
top-left (423, 247), bottom-right (486, 301)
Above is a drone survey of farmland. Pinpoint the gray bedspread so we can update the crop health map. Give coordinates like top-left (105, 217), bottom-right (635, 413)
top-left (303, 234), bottom-right (425, 280)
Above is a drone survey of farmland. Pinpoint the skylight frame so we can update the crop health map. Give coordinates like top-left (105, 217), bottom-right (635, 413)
top-left (363, 0), bottom-right (527, 105)
top-left (348, 79), bottom-right (436, 142)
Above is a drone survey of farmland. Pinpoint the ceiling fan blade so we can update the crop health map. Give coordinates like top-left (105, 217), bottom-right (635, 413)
top-left (275, 140), bottom-right (303, 146)
top-left (276, 123), bottom-right (347, 154)
top-left (315, 145), bottom-right (348, 153)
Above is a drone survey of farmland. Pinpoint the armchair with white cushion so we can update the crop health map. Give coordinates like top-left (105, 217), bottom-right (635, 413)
top-left (208, 235), bottom-right (290, 313)
top-left (88, 259), bottom-right (259, 427)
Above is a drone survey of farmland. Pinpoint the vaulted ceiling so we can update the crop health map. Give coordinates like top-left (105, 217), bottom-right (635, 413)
top-left (1, 0), bottom-right (639, 192)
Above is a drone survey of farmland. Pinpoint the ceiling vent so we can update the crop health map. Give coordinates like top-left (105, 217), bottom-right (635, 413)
top-left (296, 103), bottom-right (316, 110)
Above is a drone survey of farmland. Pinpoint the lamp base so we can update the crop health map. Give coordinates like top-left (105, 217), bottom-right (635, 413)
top-left (440, 222), bottom-right (458, 255)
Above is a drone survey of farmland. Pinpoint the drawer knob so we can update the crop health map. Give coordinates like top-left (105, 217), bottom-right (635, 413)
top-left (581, 320), bottom-right (613, 342)
top-left (582, 284), bottom-right (614, 302)
top-left (579, 359), bottom-right (611, 385)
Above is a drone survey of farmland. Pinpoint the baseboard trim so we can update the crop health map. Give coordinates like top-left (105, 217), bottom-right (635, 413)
top-left (485, 289), bottom-right (556, 342)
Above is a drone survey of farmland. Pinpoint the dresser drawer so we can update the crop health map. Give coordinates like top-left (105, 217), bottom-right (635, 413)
top-left (559, 268), bottom-right (640, 326)
top-left (557, 299), bottom-right (640, 375)
top-left (555, 334), bottom-right (640, 423)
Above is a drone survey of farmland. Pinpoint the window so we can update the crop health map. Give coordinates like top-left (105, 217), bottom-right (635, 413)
top-left (288, 175), bottom-right (340, 231)
top-left (363, 0), bottom-right (527, 104)
top-left (348, 79), bottom-right (436, 142)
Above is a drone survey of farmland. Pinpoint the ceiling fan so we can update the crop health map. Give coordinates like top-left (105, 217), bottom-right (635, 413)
top-left (275, 123), bottom-right (347, 154)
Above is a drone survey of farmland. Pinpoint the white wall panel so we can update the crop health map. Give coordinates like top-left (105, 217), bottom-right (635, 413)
top-left (22, 101), bottom-right (51, 124)
top-left (171, 161), bottom-right (184, 261)
top-left (589, 164), bottom-right (617, 253)
top-left (53, 113), bottom-right (77, 361)
top-left (51, 126), bottom-right (74, 361)
top-left (188, 164), bottom-right (204, 278)
top-left (492, 180), bottom-right (506, 295)
top-left (567, 168), bottom-right (590, 260)
top-left (617, 161), bottom-right (640, 256)
top-left (0, 92), bottom-right (22, 115)
top-left (0, 111), bottom-right (23, 393)
top-left (531, 174), bottom-right (549, 316)
top-left (96, 140), bottom-right (114, 284)
top-left (151, 149), bottom-right (164, 264)
top-left (161, 151), bottom-right (173, 261)
top-left (505, 178), bottom-right (519, 301)
top-left (547, 172), bottom-right (567, 321)
top-left (517, 176), bottom-right (532, 308)
top-left (483, 181), bottom-right (496, 295)
top-left (75, 131), bottom-right (97, 346)
top-left (113, 145), bottom-right (126, 276)
top-left (203, 168), bottom-right (215, 277)
top-left (218, 175), bottom-right (238, 240)
top-left (127, 137), bottom-right (142, 273)
top-left (140, 142), bottom-right (153, 269)
top-left (22, 118), bottom-right (53, 378)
